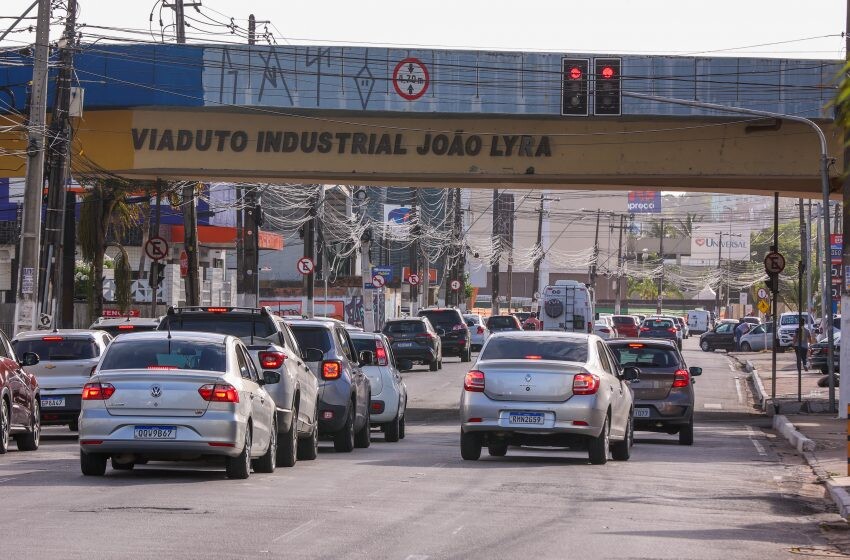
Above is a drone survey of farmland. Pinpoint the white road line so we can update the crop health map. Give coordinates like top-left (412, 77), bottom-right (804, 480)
top-left (431, 462), bottom-right (446, 468)
top-left (452, 526), bottom-right (464, 535)
top-left (752, 439), bottom-right (767, 456)
top-left (734, 376), bottom-right (744, 404)
top-left (0, 477), bottom-right (16, 483)
top-left (405, 556), bottom-right (430, 560)
top-left (703, 403), bottom-right (723, 409)
top-left (271, 520), bottom-right (317, 543)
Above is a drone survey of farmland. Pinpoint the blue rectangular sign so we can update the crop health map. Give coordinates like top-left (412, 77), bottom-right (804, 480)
top-left (627, 191), bottom-right (661, 214)
top-left (372, 267), bottom-right (393, 282)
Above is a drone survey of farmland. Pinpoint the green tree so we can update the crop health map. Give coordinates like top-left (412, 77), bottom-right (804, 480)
top-left (749, 222), bottom-right (815, 309)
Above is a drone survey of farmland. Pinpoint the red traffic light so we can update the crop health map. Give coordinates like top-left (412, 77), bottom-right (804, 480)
top-left (601, 66), bottom-right (615, 79)
top-left (569, 66), bottom-right (583, 80)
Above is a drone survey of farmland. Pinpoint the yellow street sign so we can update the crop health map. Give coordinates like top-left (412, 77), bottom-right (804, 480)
top-left (757, 299), bottom-right (770, 313)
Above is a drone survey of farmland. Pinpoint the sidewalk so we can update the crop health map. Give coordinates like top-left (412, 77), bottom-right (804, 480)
top-left (728, 349), bottom-right (850, 516)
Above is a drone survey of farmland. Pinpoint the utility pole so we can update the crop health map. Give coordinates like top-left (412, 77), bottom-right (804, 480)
top-left (842, 0), bottom-right (850, 420)
top-left (13, 0), bottom-right (51, 335)
top-left (421, 195), bottom-right (430, 309)
top-left (235, 14), bottom-right (257, 305)
top-left (532, 195), bottom-right (547, 311)
top-left (656, 218), bottom-right (665, 314)
top-left (182, 183), bottom-right (200, 306)
top-left (807, 200), bottom-right (813, 315)
top-left (588, 209), bottom-right (601, 295)
top-left (408, 189), bottom-right (419, 314)
top-left (798, 198), bottom-right (806, 403)
top-left (491, 190), bottom-right (501, 317)
top-left (149, 180), bottom-right (162, 316)
top-left (303, 189), bottom-right (317, 318)
top-left (243, 189), bottom-right (261, 307)
top-left (505, 195), bottom-right (515, 312)
top-left (454, 188), bottom-right (465, 308)
top-left (715, 231), bottom-right (724, 317)
top-left (614, 215), bottom-right (624, 314)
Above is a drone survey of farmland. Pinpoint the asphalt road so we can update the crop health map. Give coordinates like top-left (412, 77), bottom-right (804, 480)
top-left (1, 338), bottom-right (848, 559)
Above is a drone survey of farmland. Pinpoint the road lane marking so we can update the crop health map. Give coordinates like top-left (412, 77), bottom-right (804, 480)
top-left (452, 526), bottom-right (464, 535)
top-left (271, 520), bottom-right (316, 543)
top-left (734, 376), bottom-right (744, 404)
top-left (746, 425), bottom-right (768, 457)
top-left (431, 462), bottom-right (446, 468)
top-left (405, 556), bottom-right (430, 560)
top-left (703, 403), bottom-right (723, 409)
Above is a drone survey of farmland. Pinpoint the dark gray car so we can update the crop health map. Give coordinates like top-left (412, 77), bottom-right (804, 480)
top-left (606, 339), bottom-right (701, 445)
top-left (638, 318), bottom-right (680, 349)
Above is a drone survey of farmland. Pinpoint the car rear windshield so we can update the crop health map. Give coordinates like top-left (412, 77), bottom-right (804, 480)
top-left (99, 340), bottom-right (227, 371)
top-left (481, 337), bottom-right (588, 362)
top-left (613, 316), bottom-right (636, 325)
top-left (289, 326), bottom-right (333, 354)
top-left (13, 337), bottom-right (99, 361)
top-left (384, 321), bottom-right (426, 334)
top-left (419, 310), bottom-right (462, 328)
top-left (609, 344), bottom-right (680, 369)
top-left (160, 314), bottom-right (277, 343)
top-left (487, 316), bottom-right (518, 329)
top-left (351, 337), bottom-right (378, 354)
top-left (643, 319), bottom-right (673, 329)
top-left (463, 316), bottom-right (481, 326)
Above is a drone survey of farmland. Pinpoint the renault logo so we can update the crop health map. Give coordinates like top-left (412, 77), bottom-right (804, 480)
top-left (150, 385), bottom-right (162, 398)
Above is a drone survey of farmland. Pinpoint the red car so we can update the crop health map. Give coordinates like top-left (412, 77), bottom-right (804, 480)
top-left (0, 330), bottom-right (41, 453)
top-left (612, 315), bottom-right (640, 338)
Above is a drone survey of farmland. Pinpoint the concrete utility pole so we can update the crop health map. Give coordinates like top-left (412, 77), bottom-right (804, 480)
top-left (588, 209), bottom-right (601, 294)
top-left (304, 189), bottom-right (317, 318)
top-left (243, 190), bottom-right (260, 307)
top-left (807, 200), bottom-right (813, 315)
top-left (13, 0), bottom-right (51, 335)
top-left (715, 231), bottom-right (724, 317)
top-left (656, 218), bottom-right (665, 314)
top-left (182, 183), bottom-right (201, 306)
top-left (454, 188), bottom-right (465, 308)
top-left (408, 189), bottom-right (419, 314)
top-left (531, 195), bottom-right (547, 311)
top-left (614, 214), bottom-right (624, 314)
top-left (491, 189), bottom-right (501, 317)
top-left (798, 198), bottom-right (806, 403)
top-left (149, 180), bottom-right (162, 316)
top-left (505, 196), bottom-right (515, 312)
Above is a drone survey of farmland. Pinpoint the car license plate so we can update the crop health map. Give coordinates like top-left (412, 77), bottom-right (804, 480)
top-left (633, 408), bottom-right (651, 418)
top-left (397, 342), bottom-right (414, 348)
top-left (41, 397), bottom-right (65, 408)
top-left (508, 412), bottom-right (544, 425)
top-left (133, 426), bottom-right (177, 440)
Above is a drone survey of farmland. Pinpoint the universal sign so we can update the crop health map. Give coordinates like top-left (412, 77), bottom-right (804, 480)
top-left (627, 191), bottom-right (661, 214)
top-left (690, 223), bottom-right (751, 261)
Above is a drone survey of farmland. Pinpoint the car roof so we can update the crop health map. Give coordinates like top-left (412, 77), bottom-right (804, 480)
top-left (91, 317), bottom-right (160, 327)
top-left (490, 330), bottom-right (590, 340)
top-left (14, 329), bottom-right (106, 340)
top-left (110, 330), bottom-right (233, 343)
top-left (386, 317), bottom-right (427, 322)
top-left (350, 331), bottom-right (381, 339)
top-left (285, 318), bottom-right (341, 328)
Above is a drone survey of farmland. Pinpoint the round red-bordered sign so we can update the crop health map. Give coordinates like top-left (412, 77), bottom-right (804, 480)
top-left (408, 273), bottom-right (420, 286)
top-left (372, 275), bottom-right (386, 288)
top-left (450, 279), bottom-right (461, 291)
top-left (297, 257), bottom-right (315, 275)
top-left (393, 58), bottom-right (430, 101)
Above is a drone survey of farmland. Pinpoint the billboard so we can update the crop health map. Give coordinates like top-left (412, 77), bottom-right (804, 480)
top-left (690, 224), bottom-right (751, 261)
top-left (627, 191), bottom-right (661, 214)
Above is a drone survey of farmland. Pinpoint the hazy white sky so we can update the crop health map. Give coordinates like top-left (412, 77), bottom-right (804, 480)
top-left (1, 0), bottom-right (847, 59)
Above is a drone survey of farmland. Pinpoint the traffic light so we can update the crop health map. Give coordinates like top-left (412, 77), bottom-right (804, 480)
top-left (561, 58), bottom-right (589, 116)
top-left (594, 58), bottom-right (622, 116)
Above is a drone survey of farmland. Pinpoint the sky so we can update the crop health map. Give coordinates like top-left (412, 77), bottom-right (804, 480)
top-left (1, 0), bottom-right (847, 59)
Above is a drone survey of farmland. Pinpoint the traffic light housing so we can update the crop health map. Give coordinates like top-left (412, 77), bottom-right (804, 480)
top-left (594, 58), bottom-right (622, 116)
top-left (561, 58), bottom-right (589, 116)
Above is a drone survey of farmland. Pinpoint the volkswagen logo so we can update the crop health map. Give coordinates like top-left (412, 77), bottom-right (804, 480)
top-left (150, 385), bottom-right (162, 398)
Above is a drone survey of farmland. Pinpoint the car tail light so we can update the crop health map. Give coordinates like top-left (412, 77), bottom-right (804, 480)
top-left (259, 351), bottom-right (285, 369)
top-left (206, 307), bottom-right (229, 313)
top-left (672, 369), bottom-right (690, 388)
top-left (374, 342), bottom-right (388, 366)
top-left (146, 365), bottom-right (177, 370)
top-left (458, 339), bottom-right (467, 345)
top-left (42, 336), bottom-right (64, 341)
top-left (198, 383), bottom-right (239, 402)
top-left (572, 420), bottom-right (589, 426)
top-left (370, 400), bottom-right (385, 413)
top-left (80, 440), bottom-right (103, 445)
top-left (467, 417), bottom-right (483, 423)
top-left (668, 327), bottom-right (678, 334)
top-left (477, 326), bottom-right (484, 334)
top-left (82, 382), bottom-right (115, 400)
top-left (628, 343), bottom-right (644, 348)
top-left (640, 327), bottom-right (650, 332)
top-left (322, 360), bottom-right (342, 380)
top-left (118, 325), bottom-right (135, 331)
top-left (464, 370), bottom-right (485, 392)
top-left (525, 355), bottom-right (542, 360)
top-left (416, 333), bottom-right (435, 341)
top-left (573, 373), bottom-right (600, 395)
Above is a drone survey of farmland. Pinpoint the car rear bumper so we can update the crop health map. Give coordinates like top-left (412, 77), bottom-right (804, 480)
top-left (392, 347), bottom-right (437, 363)
top-left (39, 392), bottom-right (82, 425)
top-left (317, 401), bottom-right (351, 433)
top-left (632, 401), bottom-right (692, 430)
top-left (440, 341), bottom-right (468, 356)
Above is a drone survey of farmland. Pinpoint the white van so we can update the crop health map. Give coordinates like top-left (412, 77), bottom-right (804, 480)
top-left (687, 309), bottom-right (711, 335)
top-left (541, 280), bottom-right (594, 334)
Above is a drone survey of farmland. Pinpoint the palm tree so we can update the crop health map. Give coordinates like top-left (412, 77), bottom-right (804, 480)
top-left (673, 212), bottom-right (703, 238)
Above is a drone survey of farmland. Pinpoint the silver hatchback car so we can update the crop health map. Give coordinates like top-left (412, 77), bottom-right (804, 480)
top-left (460, 331), bottom-right (638, 465)
top-left (79, 331), bottom-right (278, 479)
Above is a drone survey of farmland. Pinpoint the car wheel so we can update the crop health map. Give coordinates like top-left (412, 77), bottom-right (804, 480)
top-left (460, 429), bottom-right (481, 461)
top-left (488, 443), bottom-right (508, 457)
top-left (611, 417), bottom-right (633, 461)
top-left (254, 417), bottom-right (278, 473)
top-left (741, 342), bottom-right (752, 352)
top-left (677, 340), bottom-right (682, 350)
top-left (226, 427), bottom-right (252, 479)
top-left (354, 409), bottom-right (371, 448)
top-left (385, 413), bottom-right (401, 443)
top-left (276, 411), bottom-right (298, 468)
top-left (297, 419), bottom-right (319, 460)
top-left (0, 399), bottom-right (9, 455)
top-left (69, 420), bottom-right (79, 432)
top-left (588, 417), bottom-right (610, 465)
top-left (80, 450), bottom-right (107, 476)
top-left (438, 358), bottom-right (443, 370)
top-left (679, 416), bottom-right (694, 446)
top-left (15, 398), bottom-right (40, 452)
top-left (111, 457), bottom-right (135, 471)
top-left (429, 359), bottom-right (439, 372)
top-left (700, 340), bottom-right (711, 352)
top-left (461, 349), bottom-right (472, 363)
top-left (333, 406), bottom-right (355, 452)
top-left (399, 415), bottom-right (406, 439)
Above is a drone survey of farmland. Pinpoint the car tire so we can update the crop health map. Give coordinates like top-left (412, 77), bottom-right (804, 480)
top-left (700, 340), bottom-right (711, 352)
top-left (588, 417), bottom-right (610, 465)
top-left (429, 359), bottom-right (439, 372)
top-left (254, 417), bottom-right (278, 473)
top-left (226, 428), bottom-right (252, 479)
top-left (277, 412), bottom-right (298, 468)
top-left (385, 413), bottom-right (401, 443)
top-left (461, 349), bottom-right (472, 363)
top-left (677, 340), bottom-right (682, 350)
top-left (69, 420), bottom-right (79, 432)
top-left (0, 399), bottom-right (9, 455)
top-left (354, 409), bottom-right (371, 448)
top-left (80, 451), bottom-right (107, 476)
top-left (460, 429), bottom-right (481, 461)
top-left (333, 406), bottom-right (355, 453)
top-left (679, 417), bottom-right (694, 446)
top-left (488, 443), bottom-right (508, 457)
top-left (399, 415), bottom-right (406, 440)
top-left (741, 342), bottom-right (752, 352)
top-left (438, 358), bottom-right (443, 370)
top-left (15, 399), bottom-right (39, 452)
top-left (611, 417), bottom-right (633, 461)
top-left (111, 457), bottom-right (135, 471)
top-left (297, 420), bottom-right (319, 460)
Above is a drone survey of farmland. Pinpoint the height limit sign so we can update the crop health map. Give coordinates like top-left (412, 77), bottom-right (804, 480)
top-left (393, 58), bottom-right (429, 101)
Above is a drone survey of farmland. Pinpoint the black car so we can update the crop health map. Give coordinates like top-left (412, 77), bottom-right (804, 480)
top-left (699, 321), bottom-right (737, 352)
top-left (639, 318), bottom-right (680, 349)
top-left (487, 315), bottom-right (522, 333)
top-left (810, 333), bottom-right (840, 374)
top-left (383, 317), bottom-right (442, 371)
top-left (418, 308), bottom-right (471, 362)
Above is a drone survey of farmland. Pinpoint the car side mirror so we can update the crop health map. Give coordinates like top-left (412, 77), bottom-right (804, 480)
top-left (261, 370), bottom-right (281, 385)
top-left (396, 359), bottom-right (413, 372)
top-left (302, 348), bottom-right (324, 362)
top-left (359, 350), bottom-right (374, 366)
top-left (689, 366), bottom-right (702, 377)
top-left (19, 352), bottom-right (39, 367)
top-left (621, 366), bottom-right (640, 382)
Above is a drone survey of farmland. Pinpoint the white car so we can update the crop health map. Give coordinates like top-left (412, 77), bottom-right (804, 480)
top-left (464, 314), bottom-right (490, 351)
top-left (350, 332), bottom-right (408, 442)
top-left (593, 319), bottom-right (616, 340)
top-left (79, 331), bottom-right (278, 479)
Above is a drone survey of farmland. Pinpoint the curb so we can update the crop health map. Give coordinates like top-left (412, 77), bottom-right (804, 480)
top-left (772, 414), bottom-right (816, 453)
top-left (804, 451), bottom-right (850, 519)
top-left (749, 370), bottom-right (769, 411)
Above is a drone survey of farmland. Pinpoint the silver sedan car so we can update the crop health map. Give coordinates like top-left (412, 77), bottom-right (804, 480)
top-left (459, 331), bottom-right (638, 464)
top-left (79, 331), bottom-right (278, 479)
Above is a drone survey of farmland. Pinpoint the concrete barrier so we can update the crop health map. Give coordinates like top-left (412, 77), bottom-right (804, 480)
top-left (772, 414), bottom-right (816, 453)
